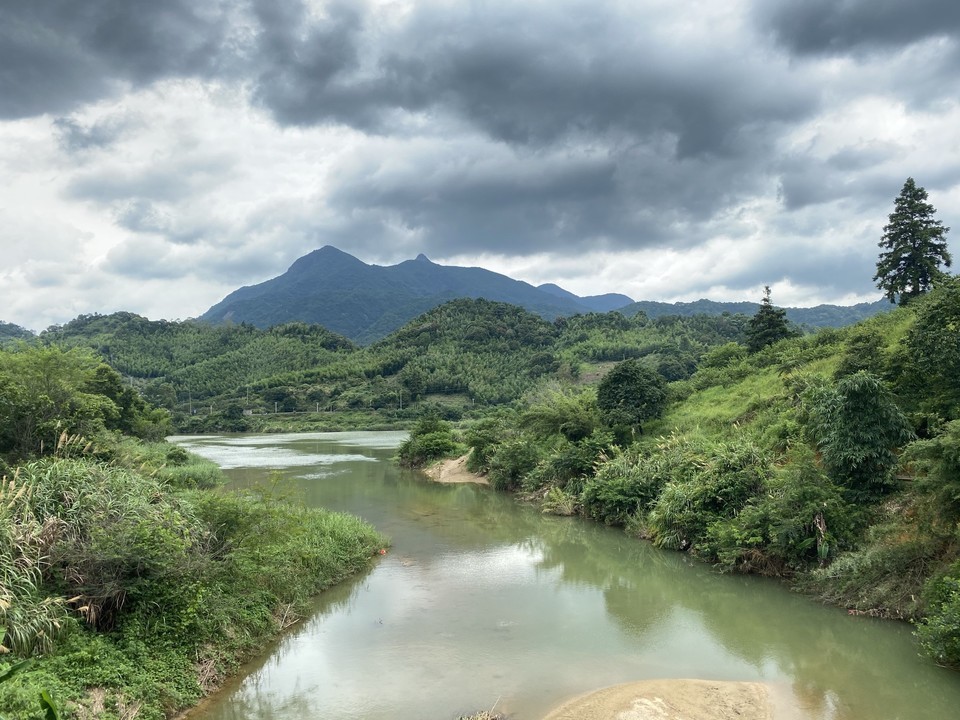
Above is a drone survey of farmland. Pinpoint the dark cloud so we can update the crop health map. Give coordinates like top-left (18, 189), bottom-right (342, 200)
top-left (246, 1), bottom-right (817, 158)
top-left (756, 0), bottom-right (960, 55)
top-left (0, 0), bottom-right (229, 118)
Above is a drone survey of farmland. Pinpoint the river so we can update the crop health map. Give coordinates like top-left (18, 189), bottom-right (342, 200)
top-left (172, 431), bottom-right (960, 720)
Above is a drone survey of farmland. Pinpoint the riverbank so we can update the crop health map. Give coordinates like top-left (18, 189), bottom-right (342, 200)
top-left (423, 453), bottom-right (489, 484)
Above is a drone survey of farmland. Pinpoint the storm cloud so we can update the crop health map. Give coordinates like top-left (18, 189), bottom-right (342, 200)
top-left (1, 0), bottom-right (958, 331)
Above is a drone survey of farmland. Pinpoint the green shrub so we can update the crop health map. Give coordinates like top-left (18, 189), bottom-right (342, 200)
top-left (396, 417), bottom-right (458, 467)
top-left (805, 532), bottom-right (940, 620)
top-left (917, 563), bottom-right (960, 667)
top-left (701, 447), bottom-right (854, 574)
top-left (541, 487), bottom-right (577, 516)
top-left (581, 446), bottom-right (665, 526)
top-left (646, 436), bottom-right (770, 551)
top-left (487, 439), bottom-right (543, 492)
top-left (803, 372), bottom-right (914, 503)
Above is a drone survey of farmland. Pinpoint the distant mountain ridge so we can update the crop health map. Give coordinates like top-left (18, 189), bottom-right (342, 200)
top-left (200, 246), bottom-right (627, 343)
top-left (620, 298), bottom-right (889, 328)
top-left (199, 246), bottom-right (887, 343)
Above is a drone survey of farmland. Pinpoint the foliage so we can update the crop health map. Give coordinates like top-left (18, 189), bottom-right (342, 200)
top-left (702, 446), bottom-right (855, 574)
top-left (0, 476), bottom-right (70, 657)
top-left (874, 177), bottom-right (952, 305)
top-left (917, 563), bottom-right (960, 667)
top-left (596, 359), bottom-right (666, 435)
top-left (900, 420), bottom-right (960, 531)
top-left (581, 445), bottom-right (666, 526)
top-left (805, 527), bottom-right (943, 621)
top-left (0, 455), bottom-right (385, 719)
top-left (396, 417), bottom-right (460, 467)
top-left (0, 346), bottom-right (387, 719)
top-left (897, 277), bottom-right (960, 419)
top-left (645, 436), bottom-right (771, 552)
top-left (38, 299), bottom-right (757, 434)
top-left (487, 439), bottom-right (543, 492)
top-left (745, 286), bottom-right (796, 353)
top-left (523, 430), bottom-right (615, 494)
top-left (464, 412), bottom-right (516, 474)
top-left (803, 372), bottom-right (913, 502)
top-left (520, 385), bottom-right (598, 442)
top-left (0, 322), bottom-right (35, 346)
top-left (541, 486), bottom-right (577, 516)
top-left (0, 346), bottom-right (170, 464)
top-left (833, 328), bottom-right (886, 380)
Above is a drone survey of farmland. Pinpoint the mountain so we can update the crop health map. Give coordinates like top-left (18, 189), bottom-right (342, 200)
top-left (200, 246), bottom-right (889, 344)
top-left (537, 283), bottom-right (634, 312)
top-left (200, 246), bottom-right (594, 343)
top-left (619, 298), bottom-right (889, 328)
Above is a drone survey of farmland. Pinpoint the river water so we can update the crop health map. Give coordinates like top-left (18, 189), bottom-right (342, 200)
top-left (173, 431), bottom-right (960, 720)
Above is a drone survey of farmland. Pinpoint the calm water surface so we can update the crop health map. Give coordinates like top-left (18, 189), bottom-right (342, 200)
top-left (173, 431), bottom-right (960, 720)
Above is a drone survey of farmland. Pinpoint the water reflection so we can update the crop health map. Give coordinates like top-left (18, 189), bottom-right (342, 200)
top-left (179, 433), bottom-right (960, 720)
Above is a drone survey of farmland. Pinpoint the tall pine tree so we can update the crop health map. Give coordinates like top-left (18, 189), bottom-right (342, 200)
top-left (746, 286), bottom-right (793, 353)
top-left (874, 177), bottom-right (951, 305)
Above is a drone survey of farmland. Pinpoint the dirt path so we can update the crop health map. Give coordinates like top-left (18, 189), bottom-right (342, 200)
top-left (422, 454), bottom-right (489, 485)
top-left (541, 679), bottom-right (775, 720)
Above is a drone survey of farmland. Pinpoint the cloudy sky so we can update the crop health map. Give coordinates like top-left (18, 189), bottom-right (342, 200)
top-left (2, 0), bottom-right (959, 332)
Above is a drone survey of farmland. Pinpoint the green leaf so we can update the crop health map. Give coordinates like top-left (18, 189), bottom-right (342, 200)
top-left (40, 689), bottom-right (62, 720)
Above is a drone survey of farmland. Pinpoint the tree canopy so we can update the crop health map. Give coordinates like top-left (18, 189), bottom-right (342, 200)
top-left (745, 286), bottom-right (794, 353)
top-left (596, 358), bottom-right (667, 433)
top-left (874, 177), bottom-right (952, 305)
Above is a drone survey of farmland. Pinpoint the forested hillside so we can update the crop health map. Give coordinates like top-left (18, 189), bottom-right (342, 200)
top-left (37, 299), bottom-right (749, 433)
top-left (0, 321), bottom-right (34, 346)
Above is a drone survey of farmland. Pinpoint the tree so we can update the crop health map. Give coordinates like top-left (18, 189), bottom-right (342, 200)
top-left (898, 277), bottom-right (960, 418)
top-left (596, 359), bottom-right (666, 436)
top-left (804, 372), bottom-right (913, 503)
top-left (745, 286), bottom-right (794, 353)
top-left (874, 177), bottom-right (952, 305)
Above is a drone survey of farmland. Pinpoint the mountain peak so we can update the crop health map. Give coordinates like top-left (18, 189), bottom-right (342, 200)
top-left (415, 253), bottom-right (433, 263)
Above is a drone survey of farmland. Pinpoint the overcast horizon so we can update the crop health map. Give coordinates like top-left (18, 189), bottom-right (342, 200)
top-left (2, 0), bottom-right (959, 333)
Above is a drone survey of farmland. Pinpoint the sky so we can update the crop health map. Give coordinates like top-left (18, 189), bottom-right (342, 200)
top-left (2, 0), bottom-right (959, 333)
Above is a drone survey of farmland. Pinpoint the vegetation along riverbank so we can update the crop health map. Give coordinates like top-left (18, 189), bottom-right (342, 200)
top-left (400, 277), bottom-right (960, 671)
top-left (0, 346), bottom-right (386, 719)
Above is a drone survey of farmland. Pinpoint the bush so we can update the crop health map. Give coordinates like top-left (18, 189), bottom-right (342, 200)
top-left (396, 417), bottom-right (458, 467)
top-left (805, 531), bottom-right (940, 620)
top-left (803, 372), bottom-right (913, 503)
top-left (646, 436), bottom-right (770, 552)
top-left (917, 563), bottom-right (960, 667)
top-left (487, 439), bottom-right (543, 492)
top-left (701, 447), bottom-right (854, 574)
top-left (581, 446), bottom-right (665, 526)
top-left (541, 487), bottom-right (577, 516)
